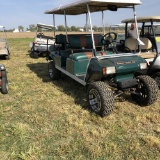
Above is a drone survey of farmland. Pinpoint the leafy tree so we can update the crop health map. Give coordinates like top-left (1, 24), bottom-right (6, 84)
top-left (93, 26), bottom-right (98, 32)
top-left (57, 25), bottom-right (65, 31)
top-left (98, 27), bottom-right (103, 32)
top-left (71, 26), bottom-right (77, 31)
top-left (84, 24), bottom-right (91, 31)
top-left (29, 24), bottom-right (36, 32)
top-left (18, 25), bottom-right (24, 32)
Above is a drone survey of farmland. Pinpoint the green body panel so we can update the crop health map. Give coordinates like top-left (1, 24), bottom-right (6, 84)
top-left (66, 59), bottom-right (74, 74)
top-left (85, 55), bottom-right (146, 83)
top-left (99, 56), bottom-right (146, 74)
top-left (85, 58), bottom-right (103, 82)
top-left (113, 74), bottom-right (134, 83)
top-left (66, 58), bottom-right (89, 75)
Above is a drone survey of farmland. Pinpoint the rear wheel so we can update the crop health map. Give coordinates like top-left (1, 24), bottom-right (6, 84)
top-left (131, 75), bottom-right (158, 106)
top-left (1, 71), bottom-right (8, 94)
top-left (87, 81), bottom-right (114, 117)
top-left (48, 61), bottom-right (61, 80)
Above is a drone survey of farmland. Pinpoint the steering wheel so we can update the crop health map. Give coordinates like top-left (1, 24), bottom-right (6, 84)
top-left (101, 32), bottom-right (117, 46)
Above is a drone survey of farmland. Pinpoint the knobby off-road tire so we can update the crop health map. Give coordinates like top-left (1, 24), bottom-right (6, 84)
top-left (48, 61), bottom-right (61, 80)
top-left (152, 72), bottom-right (160, 87)
top-left (131, 75), bottom-right (158, 106)
top-left (1, 71), bottom-right (8, 94)
top-left (5, 55), bottom-right (10, 60)
top-left (33, 52), bottom-right (39, 59)
top-left (87, 81), bottom-right (114, 117)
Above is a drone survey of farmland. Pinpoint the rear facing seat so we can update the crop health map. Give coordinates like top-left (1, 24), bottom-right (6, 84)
top-left (125, 37), bottom-right (156, 59)
top-left (55, 34), bottom-right (103, 51)
top-left (55, 34), bottom-right (104, 61)
top-left (69, 51), bottom-right (108, 61)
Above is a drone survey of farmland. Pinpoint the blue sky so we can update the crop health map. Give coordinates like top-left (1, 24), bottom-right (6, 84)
top-left (0, 0), bottom-right (160, 30)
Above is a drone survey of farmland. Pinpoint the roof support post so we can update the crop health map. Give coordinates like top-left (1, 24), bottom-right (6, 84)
top-left (87, 4), bottom-right (96, 56)
top-left (151, 20), bottom-right (158, 53)
top-left (53, 14), bottom-right (56, 38)
top-left (102, 11), bottom-right (105, 35)
top-left (86, 13), bottom-right (89, 32)
top-left (64, 10), bottom-right (68, 42)
top-left (133, 5), bottom-right (141, 52)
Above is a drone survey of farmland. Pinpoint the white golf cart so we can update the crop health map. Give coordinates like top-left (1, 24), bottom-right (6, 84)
top-left (44, 0), bottom-right (158, 117)
top-left (29, 23), bottom-right (55, 58)
top-left (0, 25), bottom-right (10, 60)
top-left (121, 16), bottom-right (160, 87)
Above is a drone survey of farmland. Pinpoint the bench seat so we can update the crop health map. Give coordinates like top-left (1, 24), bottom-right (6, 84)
top-left (69, 51), bottom-right (111, 61)
top-left (138, 52), bottom-right (156, 59)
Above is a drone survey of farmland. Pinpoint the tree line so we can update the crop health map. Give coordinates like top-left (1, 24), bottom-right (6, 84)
top-left (5, 24), bottom-right (126, 32)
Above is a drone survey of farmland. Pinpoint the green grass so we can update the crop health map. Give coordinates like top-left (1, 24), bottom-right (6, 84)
top-left (0, 38), bottom-right (160, 160)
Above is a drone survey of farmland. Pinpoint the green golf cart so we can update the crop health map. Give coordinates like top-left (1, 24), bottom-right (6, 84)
top-left (45, 0), bottom-right (158, 116)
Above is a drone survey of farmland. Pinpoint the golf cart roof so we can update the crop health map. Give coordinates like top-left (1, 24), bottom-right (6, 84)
top-left (122, 16), bottom-right (160, 23)
top-left (0, 25), bottom-right (4, 29)
top-left (37, 23), bottom-right (55, 29)
top-left (110, 23), bottom-right (131, 27)
top-left (45, 0), bottom-right (142, 15)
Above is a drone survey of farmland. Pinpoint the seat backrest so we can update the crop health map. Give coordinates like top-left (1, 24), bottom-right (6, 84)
top-left (68, 34), bottom-right (103, 49)
top-left (125, 38), bottom-right (138, 51)
top-left (125, 37), bottom-right (152, 51)
top-left (55, 34), bottom-right (66, 45)
top-left (140, 37), bottom-right (152, 50)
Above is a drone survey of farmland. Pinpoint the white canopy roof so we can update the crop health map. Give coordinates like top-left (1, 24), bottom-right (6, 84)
top-left (37, 23), bottom-right (55, 29)
top-left (45, 0), bottom-right (142, 15)
top-left (122, 16), bottom-right (160, 23)
top-left (0, 25), bottom-right (4, 29)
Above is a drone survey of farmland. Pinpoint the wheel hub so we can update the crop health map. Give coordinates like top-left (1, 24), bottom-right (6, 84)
top-left (89, 89), bottom-right (101, 112)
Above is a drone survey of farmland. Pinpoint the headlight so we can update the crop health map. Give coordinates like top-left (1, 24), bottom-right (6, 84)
top-left (140, 63), bottom-right (148, 70)
top-left (102, 67), bottom-right (116, 75)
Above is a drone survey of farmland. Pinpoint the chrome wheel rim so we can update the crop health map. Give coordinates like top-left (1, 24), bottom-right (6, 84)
top-left (89, 89), bottom-right (101, 112)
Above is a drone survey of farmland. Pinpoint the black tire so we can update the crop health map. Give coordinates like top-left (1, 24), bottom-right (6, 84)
top-left (5, 55), bottom-right (10, 60)
top-left (30, 47), bottom-right (34, 58)
top-left (33, 52), bottom-right (39, 59)
top-left (131, 75), bottom-right (158, 106)
top-left (1, 71), bottom-right (8, 94)
top-left (48, 61), bottom-right (61, 80)
top-left (87, 81), bottom-right (114, 117)
top-left (152, 72), bottom-right (160, 87)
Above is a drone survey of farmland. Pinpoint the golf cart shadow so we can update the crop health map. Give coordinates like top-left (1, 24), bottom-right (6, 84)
top-left (27, 62), bottom-right (140, 116)
top-left (27, 62), bottom-right (88, 110)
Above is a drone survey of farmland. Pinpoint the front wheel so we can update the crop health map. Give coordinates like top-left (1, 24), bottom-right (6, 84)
top-left (1, 71), bottom-right (8, 94)
top-left (87, 81), bottom-right (114, 117)
top-left (131, 75), bottom-right (158, 106)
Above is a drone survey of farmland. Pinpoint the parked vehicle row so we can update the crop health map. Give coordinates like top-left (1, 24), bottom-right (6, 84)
top-left (0, 26), bottom-right (9, 94)
top-left (29, 23), bottom-right (55, 59)
top-left (1, 0), bottom-right (160, 116)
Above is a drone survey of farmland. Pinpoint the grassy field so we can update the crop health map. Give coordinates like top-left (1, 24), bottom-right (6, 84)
top-left (0, 38), bottom-right (160, 160)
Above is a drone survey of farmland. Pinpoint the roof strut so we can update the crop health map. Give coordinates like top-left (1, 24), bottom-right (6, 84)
top-left (133, 5), bottom-right (143, 52)
top-left (53, 14), bottom-right (56, 38)
top-left (87, 3), bottom-right (96, 56)
top-left (64, 10), bottom-right (68, 43)
top-left (102, 11), bottom-right (105, 35)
